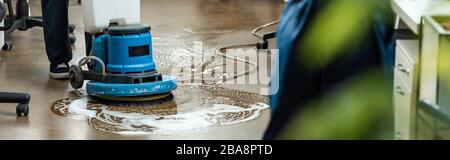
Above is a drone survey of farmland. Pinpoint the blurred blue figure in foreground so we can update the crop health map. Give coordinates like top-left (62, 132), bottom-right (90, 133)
top-left (264, 0), bottom-right (395, 139)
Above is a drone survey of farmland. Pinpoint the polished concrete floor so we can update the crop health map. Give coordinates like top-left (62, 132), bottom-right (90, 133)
top-left (0, 0), bottom-right (283, 139)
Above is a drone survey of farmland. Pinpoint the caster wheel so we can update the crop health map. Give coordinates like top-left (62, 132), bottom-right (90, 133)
top-left (257, 41), bottom-right (269, 50)
top-left (69, 65), bottom-right (84, 89)
top-left (69, 34), bottom-right (76, 45)
top-left (2, 41), bottom-right (13, 51)
top-left (69, 24), bottom-right (76, 33)
top-left (16, 104), bottom-right (29, 117)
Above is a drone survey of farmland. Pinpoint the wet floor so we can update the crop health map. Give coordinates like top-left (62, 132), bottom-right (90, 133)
top-left (0, 0), bottom-right (283, 139)
top-left (51, 86), bottom-right (269, 135)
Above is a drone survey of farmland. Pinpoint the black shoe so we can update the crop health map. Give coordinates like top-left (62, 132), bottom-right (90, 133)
top-left (50, 63), bottom-right (70, 79)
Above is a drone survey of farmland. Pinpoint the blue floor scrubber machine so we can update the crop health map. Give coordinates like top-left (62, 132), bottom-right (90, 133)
top-left (69, 0), bottom-right (176, 101)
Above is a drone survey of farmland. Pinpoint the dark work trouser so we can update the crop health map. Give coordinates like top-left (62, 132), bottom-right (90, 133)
top-left (41, 0), bottom-right (72, 65)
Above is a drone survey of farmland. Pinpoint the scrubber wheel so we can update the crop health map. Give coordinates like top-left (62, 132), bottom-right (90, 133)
top-left (69, 65), bottom-right (84, 89)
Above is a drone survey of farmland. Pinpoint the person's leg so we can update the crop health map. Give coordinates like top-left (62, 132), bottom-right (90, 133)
top-left (41, 0), bottom-right (72, 79)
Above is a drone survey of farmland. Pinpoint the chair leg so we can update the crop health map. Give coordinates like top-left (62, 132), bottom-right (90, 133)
top-left (0, 92), bottom-right (30, 104)
top-left (24, 17), bottom-right (43, 28)
top-left (0, 92), bottom-right (31, 117)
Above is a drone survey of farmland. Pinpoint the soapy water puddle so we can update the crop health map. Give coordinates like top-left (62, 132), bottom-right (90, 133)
top-left (151, 37), bottom-right (240, 85)
top-left (51, 86), bottom-right (269, 135)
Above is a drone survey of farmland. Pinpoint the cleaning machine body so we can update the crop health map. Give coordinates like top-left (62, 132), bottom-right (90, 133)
top-left (69, 24), bottom-right (177, 99)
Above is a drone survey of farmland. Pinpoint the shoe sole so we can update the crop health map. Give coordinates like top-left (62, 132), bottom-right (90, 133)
top-left (49, 72), bottom-right (69, 79)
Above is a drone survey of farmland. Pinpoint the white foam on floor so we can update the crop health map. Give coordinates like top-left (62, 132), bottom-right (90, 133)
top-left (67, 98), bottom-right (96, 120)
top-left (65, 97), bottom-right (269, 135)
